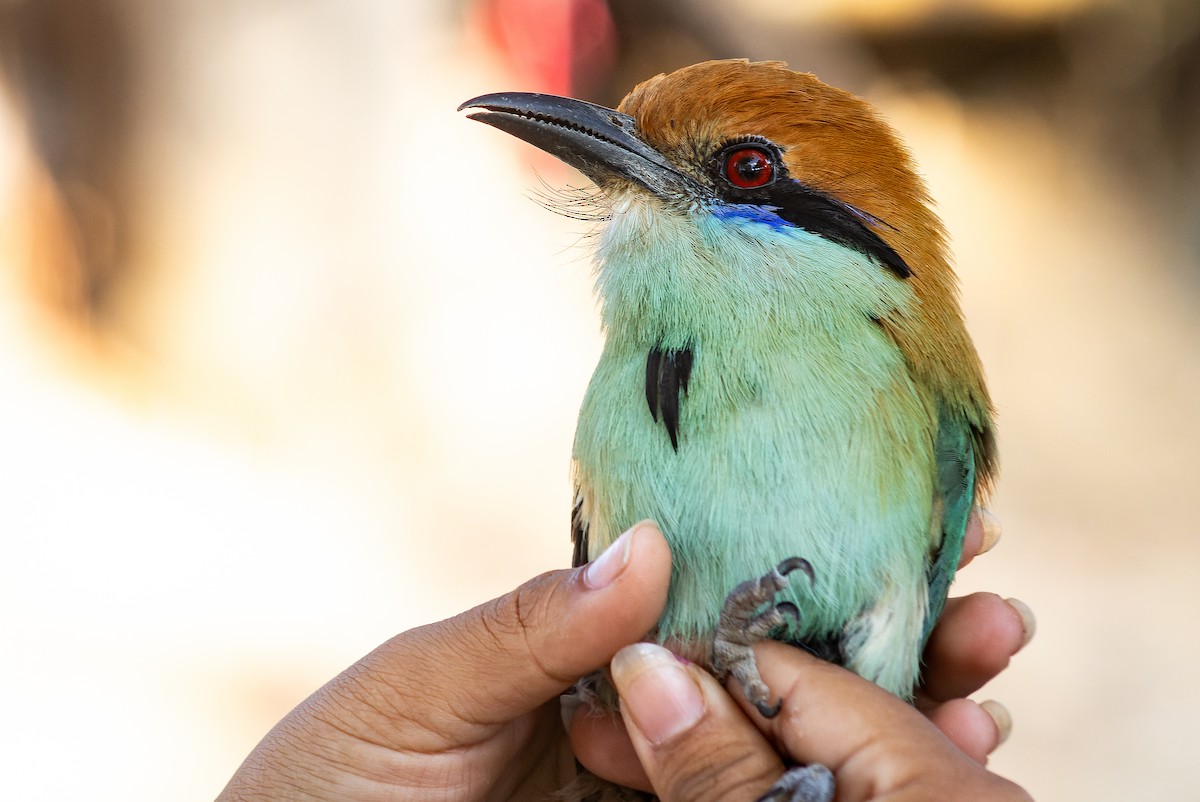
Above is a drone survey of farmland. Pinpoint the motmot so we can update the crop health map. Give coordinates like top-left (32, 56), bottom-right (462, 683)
top-left (460, 59), bottom-right (995, 802)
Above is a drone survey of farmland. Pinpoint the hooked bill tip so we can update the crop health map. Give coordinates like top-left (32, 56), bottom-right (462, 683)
top-left (457, 98), bottom-right (490, 115)
top-left (457, 93), bottom-right (505, 113)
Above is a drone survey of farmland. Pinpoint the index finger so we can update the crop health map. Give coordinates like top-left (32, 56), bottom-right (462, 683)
top-left (747, 642), bottom-right (937, 771)
top-left (738, 644), bottom-right (1033, 801)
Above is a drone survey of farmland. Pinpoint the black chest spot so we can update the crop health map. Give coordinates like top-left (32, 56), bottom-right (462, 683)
top-left (645, 346), bottom-right (693, 451)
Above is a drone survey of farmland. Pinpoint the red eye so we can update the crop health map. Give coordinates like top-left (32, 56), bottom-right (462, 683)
top-left (723, 147), bottom-right (775, 189)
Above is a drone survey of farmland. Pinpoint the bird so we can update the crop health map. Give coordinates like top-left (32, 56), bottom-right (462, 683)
top-left (460, 59), bottom-right (996, 802)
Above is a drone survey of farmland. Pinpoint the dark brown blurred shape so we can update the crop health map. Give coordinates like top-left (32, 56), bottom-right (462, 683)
top-left (0, 0), bottom-right (136, 326)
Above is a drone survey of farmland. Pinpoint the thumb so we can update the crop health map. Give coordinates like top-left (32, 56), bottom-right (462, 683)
top-left (318, 521), bottom-right (671, 749)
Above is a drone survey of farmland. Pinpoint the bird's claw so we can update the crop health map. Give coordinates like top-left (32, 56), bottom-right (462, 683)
top-left (711, 556), bottom-right (815, 719)
top-left (755, 697), bottom-right (783, 718)
top-left (776, 556), bottom-right (816, 585)
top-left (774, 600), bottom-right (801, 625)
top-left (755, 764), bottom-right (835, 802)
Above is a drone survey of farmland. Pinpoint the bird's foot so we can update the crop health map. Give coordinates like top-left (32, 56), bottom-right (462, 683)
top-left (711, 556), bottom-right (814, 718)
top-left (756, 765), bottom-right (835, 802)
top-left (715, 560), bottom-right (834, 802)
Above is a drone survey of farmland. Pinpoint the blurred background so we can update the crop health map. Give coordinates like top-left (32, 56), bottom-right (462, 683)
top-left (1, 0), bottom-right (1197, 798)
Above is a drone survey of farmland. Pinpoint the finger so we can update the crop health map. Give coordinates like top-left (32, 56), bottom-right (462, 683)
top-left (917, 593), bottom-right (1035, 707)
top-left (318, 521), bottom-right (671, 750)
top-left (611, 643), bottom-right (786, 801)
top-left (568, 706), bottom-right (651, 791)
top-left (736, 642), bottom-right (1023, 802)
top-left (925, 698), bottom-right (1009, 763)
top-left (958, 507), bottom-right (1001, 569)
top-left (738, 642), bottom-right (933, 771)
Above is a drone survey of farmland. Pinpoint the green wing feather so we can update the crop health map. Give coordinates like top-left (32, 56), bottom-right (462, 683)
top-left (922, 406), bottom-right (978, 645)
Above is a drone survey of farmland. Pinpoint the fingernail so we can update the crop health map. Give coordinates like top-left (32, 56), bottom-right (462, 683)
top-left (1005, 597), bottom-right (1036, 650)
top-left (978, 508), bottom-right (1002, 554)
top-left (583, 526), bottom-right (636, 590)
top-left (979, 699), bottom-right (1012, 745)
top-left (611, 643), bottom-right (705, 745)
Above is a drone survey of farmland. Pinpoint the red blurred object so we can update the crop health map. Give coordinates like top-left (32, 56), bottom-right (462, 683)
top-left (474, 0), bottom-right (617, 97)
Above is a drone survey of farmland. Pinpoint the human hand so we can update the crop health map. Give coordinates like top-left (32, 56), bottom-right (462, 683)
top-left (571, 509), bottom-right (1036, 793)
top-left (216, 523), bottom-right (673, 802)
top-left (608, 638), bottom-right (1034, 801)
top-left (217, 512), bottom-right (1032, 801)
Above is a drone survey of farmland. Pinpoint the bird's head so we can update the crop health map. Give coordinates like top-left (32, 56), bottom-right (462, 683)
top-left (459, 59), bottom-right (944, 278)
top-left (461, 59), bottom-right (991, 449)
